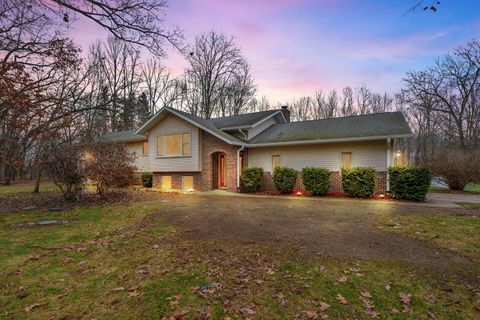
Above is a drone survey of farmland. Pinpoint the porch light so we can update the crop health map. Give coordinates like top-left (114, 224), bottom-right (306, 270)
top-left (296, 191), bottom-right (303, 196)
top-left (395, 151), bottom-right (402, 157)
top-left (379, 194), bottom-right (385, 198)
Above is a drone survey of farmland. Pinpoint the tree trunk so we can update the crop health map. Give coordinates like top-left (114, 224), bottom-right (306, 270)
top-left (33, 167), bottom-right (42, 193)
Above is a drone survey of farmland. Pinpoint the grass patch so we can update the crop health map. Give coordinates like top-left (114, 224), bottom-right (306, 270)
top-left (378, 213), bottom-right (480, 258)
top-left (0, 182), bottom-right (57, 195)
top-left (464, 183), bottom-right (480, 193)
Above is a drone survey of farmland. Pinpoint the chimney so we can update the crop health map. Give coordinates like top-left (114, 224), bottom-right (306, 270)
top-left (280, 105), bottom-right (290, 123)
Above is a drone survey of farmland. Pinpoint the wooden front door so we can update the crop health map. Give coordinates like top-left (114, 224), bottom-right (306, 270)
top-left (218, 154), bottom-right (226, 188)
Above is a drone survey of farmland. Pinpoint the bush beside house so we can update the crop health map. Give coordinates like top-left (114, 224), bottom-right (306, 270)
top-left (341, 167), bottom-right (376, 198)
top-left (388, 166), bottom-right (432, 201)
top-left (141, 172), bottom-right (153, 188)
top-left (241, 167), bottom-right (264, 192)
top-left (301, 167), bottom-right (331, 196)
top-left (273, 167), bottom-right (297, 193)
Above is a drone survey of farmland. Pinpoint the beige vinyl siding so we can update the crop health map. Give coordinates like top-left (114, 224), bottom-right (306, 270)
top-left (248, 140), bottom-right (387, 172)
top-left (248, 117), bottom-right (277, 139)
top-left (126, 141), bottom-right (150, 172)
top-left (148, 114), bottom-right (200, 172)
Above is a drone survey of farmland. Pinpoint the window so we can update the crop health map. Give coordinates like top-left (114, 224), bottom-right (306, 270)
top-left (142, 141), bottom-right (149, 155)
top-left (182, 133), bottom-right (191, 155)
top-left (161, 176), bottom-right (171, 191)
top-left (157, 136), bottom-right (163, 156)
top-left (156, 132), bottom-right (191, 157)
top-left (272, 155), bottom-right (280, 171)
top-left (342, 152), bottom-right (352, 169)
top-left (182, 176), bottom-right (193, 191)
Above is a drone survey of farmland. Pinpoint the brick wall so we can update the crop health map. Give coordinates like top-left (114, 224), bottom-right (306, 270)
top-left (260, 171), bottom-right (388, 194)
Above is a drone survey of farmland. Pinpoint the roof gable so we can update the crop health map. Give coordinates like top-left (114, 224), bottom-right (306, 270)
top-left (209, 110), bottom-right (285, 130)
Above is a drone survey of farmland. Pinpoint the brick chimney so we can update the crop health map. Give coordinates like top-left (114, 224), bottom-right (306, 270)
top-left (280, 105), bottom-right (290, 123)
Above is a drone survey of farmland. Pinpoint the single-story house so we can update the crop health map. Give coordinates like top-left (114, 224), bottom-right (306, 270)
top-left (99, 106), bottom-right (412, 193)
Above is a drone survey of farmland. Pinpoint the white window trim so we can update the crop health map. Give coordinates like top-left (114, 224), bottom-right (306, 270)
top-left (156, 131), bottom-right (192, 158)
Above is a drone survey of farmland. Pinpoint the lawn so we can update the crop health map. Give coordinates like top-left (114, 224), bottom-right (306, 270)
top-left (0, 182), bottom-right (57, 195)
top-left (377, 212), bottom-right (480, 258)
top-left (1, 185), bottom-right (480, 319)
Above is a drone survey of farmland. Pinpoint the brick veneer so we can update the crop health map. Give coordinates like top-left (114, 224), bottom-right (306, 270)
top-left (147, 130), bottom-right (240, 192)
top-left (260, 171), bottom-right (388, 194)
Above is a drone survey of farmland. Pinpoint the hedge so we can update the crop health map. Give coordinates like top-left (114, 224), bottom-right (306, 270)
top-left (341, 167), bottom-right (376, 198)
top-left (301, 167), bottom-right (331, 196)
top-left (273, 167), bottom-right (297, 193)
top-left (241, 167), bottom-right (264, 192)
top-left (388, 166), bottom-right (432, 201)
top-left (141, 172), bottom-right (153, 188)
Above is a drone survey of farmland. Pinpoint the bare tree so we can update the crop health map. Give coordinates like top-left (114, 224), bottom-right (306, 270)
top-left (183, 31), bottom-right (252, 118)
top-left (402, 40), bottom-right (480, 151)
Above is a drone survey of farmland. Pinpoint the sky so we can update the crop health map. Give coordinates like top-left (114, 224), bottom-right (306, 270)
top-left (69, 0), bottom-right (480, 103)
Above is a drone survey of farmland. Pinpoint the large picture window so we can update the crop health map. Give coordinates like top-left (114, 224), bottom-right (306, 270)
top-left (156, 132), bottom-right (191, 157)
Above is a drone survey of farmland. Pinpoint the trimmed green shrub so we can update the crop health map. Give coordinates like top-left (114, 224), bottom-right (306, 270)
top-left (341, 167), bottom-right (376, 198)
top-left (301, 167), bottom-right (331, 196)
top-left (241, 167), bottom-right (264, 192)
top-left (141, 172), bottom-right (153, 188)
top-left (273, 167), bottom-right (297, 193)
top-left (388, 166), bottom-right (432, 201)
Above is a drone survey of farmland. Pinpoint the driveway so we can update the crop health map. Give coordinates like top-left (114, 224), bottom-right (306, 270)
top-left (157, 195), bottom-right (477, 277)
top-left (427, 192), bottom-right (480, 207)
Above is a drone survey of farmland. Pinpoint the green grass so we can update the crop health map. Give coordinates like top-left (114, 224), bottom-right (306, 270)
top-left (1, 200), bottom-right (480, 319)
top-left (377, 213), bottom-right (480, 258)
top-left (464, 183), bottom-right (480, 193)
top-left (0, 182), bottom-right (58, 195)
top-left (430, 183), bottom-right (480, 194)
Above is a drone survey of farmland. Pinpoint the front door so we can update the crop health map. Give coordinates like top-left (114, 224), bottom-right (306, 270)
top-left (218, 154), bottom-right (226, 188)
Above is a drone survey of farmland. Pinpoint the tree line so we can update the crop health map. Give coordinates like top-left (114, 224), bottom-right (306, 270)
top-left (1, 0), bottom-right (479, 190)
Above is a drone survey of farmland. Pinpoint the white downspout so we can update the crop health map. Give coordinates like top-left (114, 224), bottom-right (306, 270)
top-left (236, 129), bottom-right (247, 192)
top-left (386, 138), bottom-right (392, 192)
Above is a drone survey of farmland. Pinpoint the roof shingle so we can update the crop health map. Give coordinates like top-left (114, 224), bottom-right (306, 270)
top-left (248, 112), bottom-right (412, 144)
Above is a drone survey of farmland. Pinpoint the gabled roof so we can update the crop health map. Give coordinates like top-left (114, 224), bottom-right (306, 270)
top-left (210, 110), bottom-right (284, 130)
top-left (135, 107), bottom-right (245, 145)
top-left (97, 130), bottom-right (147, 143)
top-left (248, 112), bottom-right (412, 145)
top-left (99, 109), bottom-right (412, 146)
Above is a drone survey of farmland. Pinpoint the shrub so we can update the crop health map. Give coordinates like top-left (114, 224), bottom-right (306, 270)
top-left (273, 167), bottom-right (297, 193)
top-left (388, 166), bottom-right (432, 201)
top-left (341, 167), bottom-right (376, 198)
top-left (84, 142), bottom-right (136, 196)
top-left (425, 148), bottom-right (480, 191)
top-left (141, 172), bottom-right (153, 188)
top-left (301, 167), bottom-right (331, 196)
top-left (45, 144), bottom-right (85, 201)
top-left (241, 167), bottom-right (263, 192)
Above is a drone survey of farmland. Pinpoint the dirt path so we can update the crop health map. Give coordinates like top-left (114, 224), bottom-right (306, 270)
top-left (157, 195), bottom-right (477, 276)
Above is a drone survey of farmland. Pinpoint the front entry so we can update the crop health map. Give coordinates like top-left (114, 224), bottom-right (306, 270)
top-left (212, 152), bottom-right (227, 189)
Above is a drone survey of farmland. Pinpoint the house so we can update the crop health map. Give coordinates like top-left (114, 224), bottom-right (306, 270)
top-left (99, 106), bottom-right (412, 193)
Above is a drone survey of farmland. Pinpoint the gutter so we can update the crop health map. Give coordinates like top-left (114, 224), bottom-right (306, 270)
top-left (246, 133), bottom-right (413, 148)
top-left (236, 129), bottom-right (247, 191)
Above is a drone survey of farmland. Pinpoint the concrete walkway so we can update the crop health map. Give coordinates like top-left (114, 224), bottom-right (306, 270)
top-left (196, 189), bottom-right (480, 209)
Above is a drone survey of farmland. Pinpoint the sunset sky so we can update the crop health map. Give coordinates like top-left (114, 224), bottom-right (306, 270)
top-left (70, 0), bottom-right (480, 103)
